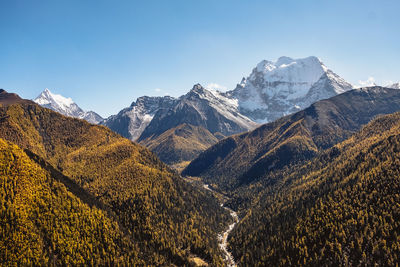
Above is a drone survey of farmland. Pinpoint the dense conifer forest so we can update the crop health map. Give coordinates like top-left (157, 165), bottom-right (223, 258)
top-left (184, 88), bottom-right (400, 266)
top-left (2, 88), bottom-right (400, 266)
top-left (0, 95), bottom-right (231, 265)
top-left (227, 112), bottom-right (400, 266)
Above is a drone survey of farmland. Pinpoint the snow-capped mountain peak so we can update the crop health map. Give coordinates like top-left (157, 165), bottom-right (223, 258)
top-left (33, 88), bottom-right (103, 124)
top-left (228, 56), bottom-right (353, 123)
top-left (250, 56), bottom-right (326, 88)
top-left (35, 88), bottom-right (75, 113)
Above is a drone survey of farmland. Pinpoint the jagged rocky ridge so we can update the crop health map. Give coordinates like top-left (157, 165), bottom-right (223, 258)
top-left (102, 95), bottom-right (178, 141)
top-left (105, 84), bottom-right (258, 165)
top-left (103, 56), bottom-right (354, 165)
top-left (139, 84), bottom-right (258, 141)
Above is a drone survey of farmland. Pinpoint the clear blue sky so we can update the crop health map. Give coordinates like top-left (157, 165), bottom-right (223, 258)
top-left (1, 0), bottom-right (399, 117)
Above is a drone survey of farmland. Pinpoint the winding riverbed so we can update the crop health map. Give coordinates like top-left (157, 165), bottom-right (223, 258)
top-left (203, 184), bottom-right (239, 267)
top-left (218, 205), bottom-right (239, 267)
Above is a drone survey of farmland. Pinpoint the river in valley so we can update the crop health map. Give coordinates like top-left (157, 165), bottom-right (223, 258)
top-left (203, 184), bottom-right (239, 267)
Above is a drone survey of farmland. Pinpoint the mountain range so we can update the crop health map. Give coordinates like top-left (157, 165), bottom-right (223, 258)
top-left (31, 57), bottom-right (399, 167)
top-left (2, 54), bottom-right (400, 266)
top-left (103, 56), bottom-right (356, 165)
top-left (136, 84), bottom-right (258, 165)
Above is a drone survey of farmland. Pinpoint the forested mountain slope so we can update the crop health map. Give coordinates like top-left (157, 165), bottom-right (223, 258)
top-left (184, 87), bottom-right (400, 190)
top-left (0, 90), bottom-right (231, 265)
top-left (228, 111), bottom-right (400, 266)
top-left (0, 138), bottom-right (137, 265)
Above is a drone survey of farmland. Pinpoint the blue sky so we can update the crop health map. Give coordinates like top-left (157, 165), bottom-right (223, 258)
top-left (1, 0), bottom-right (399, 117)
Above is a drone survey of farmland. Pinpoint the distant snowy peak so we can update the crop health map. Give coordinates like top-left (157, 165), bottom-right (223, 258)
top-left (33, 88), bottom-right (103, 124)
top-left (35, 88), bottom-right (75, 113)
top-left (247, 56), bottom-right (330, 100)
top-left (228, 56), bottom-right (353, 123)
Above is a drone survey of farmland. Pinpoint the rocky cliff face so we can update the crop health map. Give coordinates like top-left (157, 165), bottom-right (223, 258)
top-left (102, 56), bottom-right (354, 165)
top-left (102, 95), bottom-right (177, 141)
top-left (138, 84), bottom-right (258, 141)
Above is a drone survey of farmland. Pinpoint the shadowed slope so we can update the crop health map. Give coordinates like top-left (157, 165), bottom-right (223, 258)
top-left (0, 89), bottom-right (30, 106)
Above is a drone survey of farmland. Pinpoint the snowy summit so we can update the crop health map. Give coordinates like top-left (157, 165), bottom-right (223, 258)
top-left (226, 56), bottom-right (354, 123)
top-left (34, 88), bottom-right (103, 124)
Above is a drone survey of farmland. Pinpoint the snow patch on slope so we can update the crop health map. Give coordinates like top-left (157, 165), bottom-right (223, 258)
top-left (184, 84), bottom-right (257, 131)
top-left (102, 96), bottom-right (177, 141)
